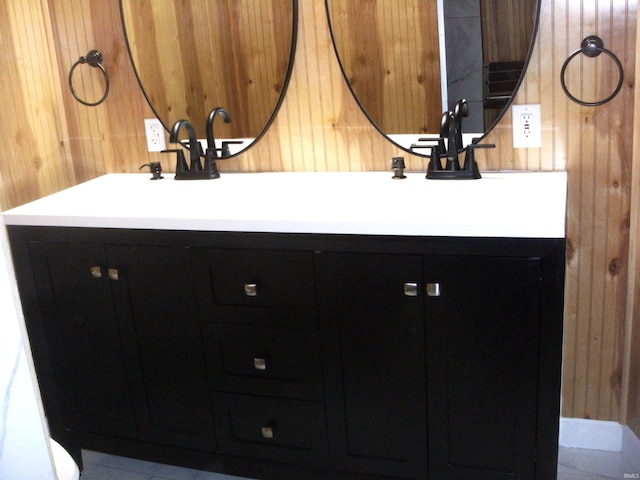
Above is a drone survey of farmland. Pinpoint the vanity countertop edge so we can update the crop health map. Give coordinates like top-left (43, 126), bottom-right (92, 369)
top-left (2, 171), bottom-right (567, 239)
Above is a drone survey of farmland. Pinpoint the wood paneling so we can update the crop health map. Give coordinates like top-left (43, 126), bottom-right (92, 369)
top-left (481, 0), bottom-right (537, 64)
top-left (496, 0), bottom-right (636, 423)
top-left (327, 0), bottom-right (442, 134)
top-left (623, 1), bottom-right (640, 438)
top-left (0, 0), bottom-right (638, 427)
top-left (121, 0), bottom-right (292, 138)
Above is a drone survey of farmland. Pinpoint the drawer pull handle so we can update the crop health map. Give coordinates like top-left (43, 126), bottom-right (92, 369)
top-left (254, 357), bottom-right (267, 370)
top-left (403, 282), bottom-right (418, 297)
top-left (90, 266), bottom-right (102, 278)
top-left (426, 283), bottom-right (441, 297)
top-left (244, 283), bottom-right (258, 296)
top-left (261, 425), bottom-right (275, 439)
top-left (108, 268), bottom-right (120, 281)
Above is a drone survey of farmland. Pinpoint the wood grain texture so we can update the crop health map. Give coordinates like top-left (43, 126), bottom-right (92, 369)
top-left (121, 0), bottom-right (293, 138)
top-left (327, 0), bottom-right (442, 135)
top-left (623, 0), bottom-right (640, 438)
top-left (0, 0), bottom-right (638, 426)
top-left (481, 0), bottom-right (536, 64)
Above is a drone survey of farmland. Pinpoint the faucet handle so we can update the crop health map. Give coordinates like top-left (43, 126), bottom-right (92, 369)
top-left (462, 142), bottom-right (495, 177)
top-left (426, 145), bottom-right (444, 175)
top-left (221, 140), bottom-right (243, 157)
top-left (413, 136), bottom-right (446, 155)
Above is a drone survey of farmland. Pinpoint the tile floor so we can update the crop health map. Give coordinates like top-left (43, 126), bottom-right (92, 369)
top-left (77, 447), bottom-right (640, 480)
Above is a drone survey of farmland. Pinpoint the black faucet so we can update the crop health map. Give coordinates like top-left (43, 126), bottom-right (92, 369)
top-left (206, 107), bottom-right (232, 159)
top-left (169, 119), bottom-right (202, 173)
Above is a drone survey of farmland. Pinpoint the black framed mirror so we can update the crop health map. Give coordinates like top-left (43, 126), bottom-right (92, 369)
top-left (120, 0), bottom-right (298, 157)
top-left (326, 0), bottom-right (540, 156)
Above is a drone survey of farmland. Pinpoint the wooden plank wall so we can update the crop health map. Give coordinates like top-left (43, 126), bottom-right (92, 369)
top-left (480, 0), bottom-right (536, 64)
top-left (510, 0), bottom-right (636, 424)
top-left (0, 0), bottom-right (638, 429)
top-left (327, 0), bottom-right (442, 135)
top-left (121, 0), bottom-right (292, 138)
top-left (624, 3), bottom-right (640, 437)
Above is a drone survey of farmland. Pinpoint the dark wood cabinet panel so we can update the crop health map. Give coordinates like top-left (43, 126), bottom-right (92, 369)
top-left (201, 249), bottom-right (316, 309)
top-left (202, 323), bottom-right (324, 401)
top-left (319, 253), bottom-right (427, 479)
top-left (193, 248), bottom-right (318, 329)
top-left (106, 245), bottom-right (215, 451)
top-left (425, 255), bottom-right (542, 479)
top-left (211, 392), bottom-right (329, 467)
top-left (27, 242), bottom-right (137, 439)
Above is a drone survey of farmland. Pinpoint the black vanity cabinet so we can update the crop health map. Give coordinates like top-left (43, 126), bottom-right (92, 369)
top-left (8, 226), bottom-right (564, 480)
top-left (11, 231), bottom-right (215, 453)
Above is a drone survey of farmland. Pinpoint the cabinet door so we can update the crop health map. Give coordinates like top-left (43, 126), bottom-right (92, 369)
top-left (425, 255), bottom-right (541, 480)
top-left (107, 245), bottom-right (215, 451)
top-left (28, 242), bottom-right (136, 439)
top-left (320, 253), bottom-right (427, 479)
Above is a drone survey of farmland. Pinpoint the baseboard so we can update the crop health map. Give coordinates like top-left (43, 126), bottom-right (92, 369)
top-left (559, 417), bottom-right (624, 451)
top-left (559, 417), bottom-right (640, 470)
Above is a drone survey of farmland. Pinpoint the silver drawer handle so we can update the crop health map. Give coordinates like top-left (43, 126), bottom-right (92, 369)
top-left (244, 283), bottom-right (258, 296)
top-left (254, 357), bottom-right (267, 370)
top-left (261, 426), bottom-right (274, 439)
top-left (108, 268), bottom-right (120, 281)
top-left (426, 283), bottom-right (441, 297)
top-left (90, 266), bottom-right (102, 278)
top-left (403, 282), bottom-right (418, 297)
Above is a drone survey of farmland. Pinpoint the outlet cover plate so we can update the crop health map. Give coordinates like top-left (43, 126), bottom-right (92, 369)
top-left (512, 104), bottom-right (541, 148)
top-left (144, 118), bottom-right (167, 152)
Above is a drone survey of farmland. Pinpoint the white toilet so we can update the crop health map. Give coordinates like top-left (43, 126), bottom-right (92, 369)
top-left (49, 438), bottom-right (79, 480)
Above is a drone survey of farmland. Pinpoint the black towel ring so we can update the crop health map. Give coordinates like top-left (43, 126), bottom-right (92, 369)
top-left (68, 50), bottom-right (110, 107)
top-left (560, 36), bottom-right (624, 107)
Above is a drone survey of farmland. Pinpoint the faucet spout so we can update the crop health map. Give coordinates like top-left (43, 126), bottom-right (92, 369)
top-left (453, 98), bottom-right (469, 150)
top-left (206, 107), bottom-right (232, 159)
top-left (169, 119), bottom-right (202, 172)
top-left (443, 112), bottom-right (461, 171)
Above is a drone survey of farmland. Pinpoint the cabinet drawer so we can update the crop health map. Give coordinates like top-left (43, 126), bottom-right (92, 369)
top-left (211, 393), bottom-right (328, 467)
top-left (203, 324), bottom-right (323, 400)
top-left (202, 250), bottom-right (316, 308)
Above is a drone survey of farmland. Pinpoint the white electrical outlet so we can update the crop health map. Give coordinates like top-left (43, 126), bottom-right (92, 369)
top-left (144, 118), bottom-right (167, 152)
top-left (512, 104), bottom-right (541, 148)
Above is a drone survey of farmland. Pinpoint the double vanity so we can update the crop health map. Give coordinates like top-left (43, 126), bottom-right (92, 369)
top-left (4, 172), bottom-right (567, 480)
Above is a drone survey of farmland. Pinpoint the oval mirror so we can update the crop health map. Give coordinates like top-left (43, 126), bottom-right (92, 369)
top-left (120, 0), bottom-right (297, 157)
top-left (326, 0), bottom-right (539, 156)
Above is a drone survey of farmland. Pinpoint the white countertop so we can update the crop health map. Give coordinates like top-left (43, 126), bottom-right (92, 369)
top-left (2, 171), bottom-right (567, 238)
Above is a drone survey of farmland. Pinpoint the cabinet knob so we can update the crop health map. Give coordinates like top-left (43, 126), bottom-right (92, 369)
top-left (254, 357), bottom-right (267, 370)
top-left (90, 266), bottom-right (102, 278)
top-left (261, 424), bottom-right (276, 439)
top-left (403, 282), bottom-right (418, 297)
top-left (426, 283), bottom-right (441, 297)
top-left (244, 283), bottom-right (258, 296)
top-left (108, 268), bottom-right (120, 281)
